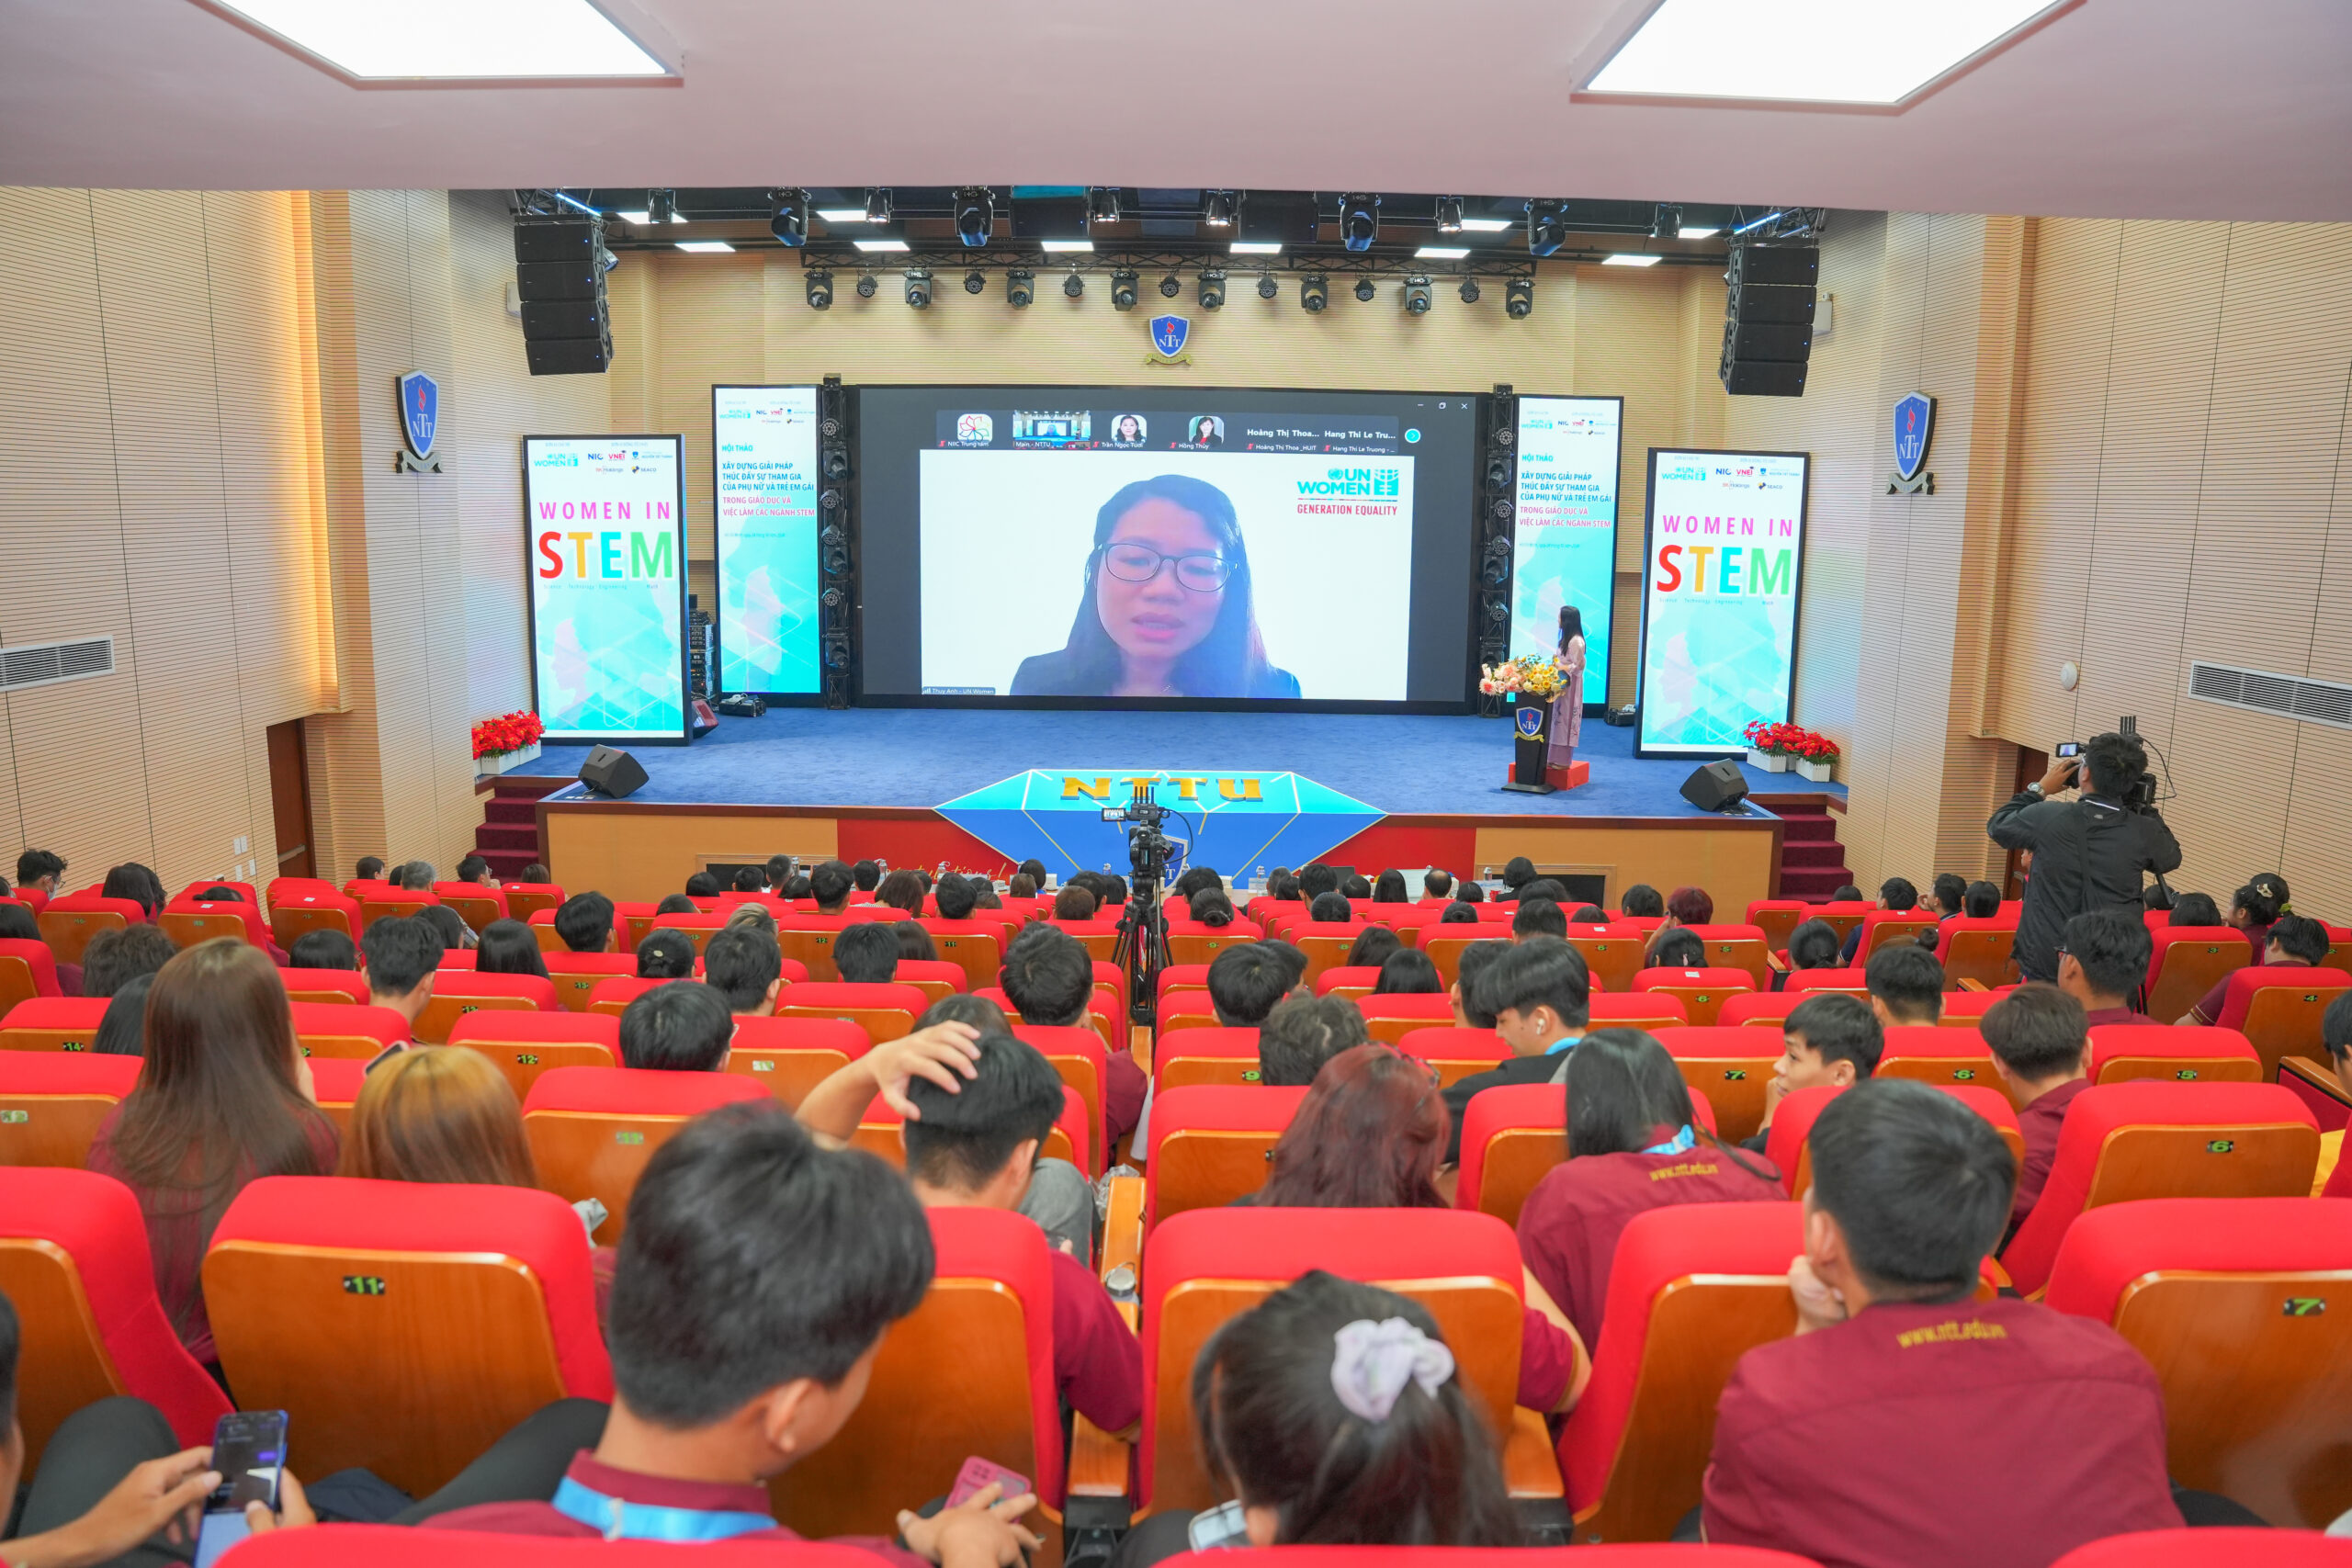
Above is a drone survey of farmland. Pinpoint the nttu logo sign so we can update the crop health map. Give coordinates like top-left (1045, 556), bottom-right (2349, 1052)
top-left (396, 371), bottom-right (442, 472)
top-left (1887, 392), bottom-right (1937, 494)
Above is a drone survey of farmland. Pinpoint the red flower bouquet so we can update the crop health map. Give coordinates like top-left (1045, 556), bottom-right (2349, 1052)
top-left (471, 710), bottom-right (546, 761)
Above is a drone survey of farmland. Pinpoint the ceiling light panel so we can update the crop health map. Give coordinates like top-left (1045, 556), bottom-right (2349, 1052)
top-left (1585, 0), bottom-right (2067, 106)
top-left (211, 0), bottom-right (670, 80)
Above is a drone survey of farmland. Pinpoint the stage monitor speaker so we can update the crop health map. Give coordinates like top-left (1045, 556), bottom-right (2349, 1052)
top-left (1679, 760), bottom-right (1749, 813)
top-left (579, 746), bottom-right (649, 800)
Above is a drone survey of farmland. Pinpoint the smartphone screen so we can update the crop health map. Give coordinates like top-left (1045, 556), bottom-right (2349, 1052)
top-left (193, 1511), bottom-right (250, 1568)
top-left (207, 1411), bottom-right (287, 1516)
top-left (1187, 1500), bottom-right (1250, 1551)
top-left (2054, 741), bottom-right (2082, 758)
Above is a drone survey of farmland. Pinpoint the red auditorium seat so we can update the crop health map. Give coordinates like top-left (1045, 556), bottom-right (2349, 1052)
top-left (2088, 1024), bottom-right (2261, 1086)
top-left (771, 1207), bottom-right (1074, 1544)
top-left (1557, 1202), bottom-right (1805, 1540)
top-left (1010, 1022), bottom-right (1111, 1167)
top-left (1939, 987), bottom-right (2005, 1026)
top-left (1851, 909), bottom-right (1939, 962)
top-left (778, 980), bottom-right (923, 1043)
top-left (1419, 931), bottom-right (1488, 989)
top-left (356, 892), bottom-right (439, 931)
top-left (586, 975), bottom-right (676, 1017)
top-left (1716, 992), bottom-right (1803, 1029)
top-left (2046, 1196), bottom-right (2352, 1527)
top-left (1140, 1085), bottom-right (1307, 1230)
top-left (413, 971), bottom-right (557, 1044)
top-left (1456, 1082), bottom-right (1718, 1227)
top-left (437, 950), bottom-right (481, 972)
top-left (1782, 967), bottom-right (1871, 998)
top-left (499, 883), bottom-right (566, 922)
top-left (447, 1010), bottom-right (621, 1100)
top-left (1395, 1025), bottom-right (1510, 1086)
top-left (1288, 922), bottom-right (1370, 985)
top-left (269, 888), bottom-right (361, 950)
top-left (1, 997), bottom-right (107, 1052)
top-left (521, 1066), bottom-right (769, 1242)
top-left (1634, 966), bottom-right (1755, 1030)
top-left (1587, 991), bottom-right (1690, 1032)
top-left (289, 1001), bottom-right (409, 1059)
top-left (1935, 916), bottom-right (2020, 989)
top-left (542, 951), bottom-right (637, 1011)
top-left (1807, 900), bottom-right (1873, 945)
top-left (204, 1175), bottom-right (612, 1497)
top-left (1360, 991), bottom-right (1455, 1043)
top-left (38, 897), bottom-right (145, 965)
top-left (157, 897), bottom-right (269, 949)
top-left (0, 1168), bottom-right (232, 1472)
top-left (1677, 925), bottom-right (1773, 988)
top-left (623, 909), bottom-right (727, 953)
top-left (1877, 1024), bottom-right (2007, 1101)
top-left (1564, 925), bottom-right (1650, 995)
top-left (2001, 1083), bottom-right (2323, 1296)
top-left (1765, 1083), bottom-right (2021, 1200)
top-left (278, 967), bottom-right (371, 1007)
top-left (1743, 900), bottom-right (1812, 955)
top-left (979, 985), bottom-right (1120, 1051)
top-left (2047, 1528), bottom-right (2346, 1568)
top-left (305, 1056), bottom-right (367, 1138)
top-left (892, 957), bottom-right (968, 1004)
top-left (0, 1052), bottom-right (141, 1165)
top-left (1153, 963), bottom-right (1209, 1010)
top-left (1152, 1026), bottom-right (1263, 1089)
top-left (1166, 927), bottom-right (1259, 965)
top-left (1137, 1207), bottom-right (1558, 1521)
top-left (2144, 927), bottom-right (2254, 1026)
top-left (722, 1014), bottom-right (871, 1110)
top-left (1310, 964), bottom-right (1380, 1005)
top-left (2211, 964), bottom-right (2352, 1078)
top-left (913, 921), bottom-right (1002, 992)
top-left (1656, 1025), bottom-right (1781, 1142)
top-left (431, 882), bottom-right (509, 932)
top-left (264, 876), bottom-right (334, 904)
top-left (1046, 919), bottom-right (1122, 964)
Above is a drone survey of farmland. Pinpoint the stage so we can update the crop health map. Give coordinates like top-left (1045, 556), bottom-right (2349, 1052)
top-left (520, 709), bottom-right (1843, 909)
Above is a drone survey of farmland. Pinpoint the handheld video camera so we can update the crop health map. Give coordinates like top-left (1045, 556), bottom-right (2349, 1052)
top-left (1101, 779), bottom-right (1175, 885)
top-left (2055, 726), bottom-right (2161, 812)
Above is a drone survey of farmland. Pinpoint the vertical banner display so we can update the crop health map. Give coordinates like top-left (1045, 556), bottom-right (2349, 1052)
top-left (712, 387), bottom-right (821, 694)
top-left (526, 435), bottom-right (689, 743)
top-left (1635, 448), bottom-right (1810, 758)
top-left (1509, 397), bottom-right (1621, 706)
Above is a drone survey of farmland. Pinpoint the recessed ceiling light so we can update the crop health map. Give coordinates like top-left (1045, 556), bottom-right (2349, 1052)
top-left (1678, 224), bottom-right (1720, 240)
top-left (1585, 0), bottom-right (2066, 106)
top-left (1458, 218), bottom-right (1514, 232)
top-left (853, 238), bottom-right (910, 254)
top-left (674, 242), bottom-right (735, 254)
top-left (613, 210), bottom-right (651, 226)
top-left (1417, 246), bottom-right (1471, 260)
top-left (1230, 242), bottom-right (1283, 254)
top-left (816, 208), bottom-right (871, 223)
top-left (1602, 253), bottom-right (1663, 265)
top-left (1041, 240), bottom-right (1095, 253)
top-left (209, 0), bottom-right (670, 80)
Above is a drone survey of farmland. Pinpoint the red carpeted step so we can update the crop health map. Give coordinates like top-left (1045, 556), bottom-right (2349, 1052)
top-left (476, 825), bottom-right (539, 852)
top-left (1777, 816), bottom-right (1838, 842)
top-left (481, 850), bottom-right (539, 880)
top-left (484, 798), bottom-right (539, 825)
top-left (1781, 841), bottom-right (1849, 870)
top-left (493, 778), bottom-right (567, 800)
top-left (1779, 868), bottom-right (1855, 899)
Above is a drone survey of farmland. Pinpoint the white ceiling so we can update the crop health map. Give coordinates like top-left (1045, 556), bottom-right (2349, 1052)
top-left (6, 0), bottom-right (2350, 221)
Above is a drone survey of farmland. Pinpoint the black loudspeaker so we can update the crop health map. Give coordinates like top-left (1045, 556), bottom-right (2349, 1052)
top-left (1720, 244), bottom-right (1818, 398)
top-left (1679, 760), bottom-right (1749, 813)
top-left (579, 746), bottom-right (649, 799)
top-left (514, 217), bottom-right (613, 376)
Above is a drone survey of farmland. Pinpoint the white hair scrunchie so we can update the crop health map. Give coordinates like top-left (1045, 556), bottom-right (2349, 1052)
top-left (1329, 1316), bottom-right (1456, 1423)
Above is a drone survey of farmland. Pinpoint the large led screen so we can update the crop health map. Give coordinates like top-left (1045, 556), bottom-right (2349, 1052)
top-left (712, 386), bottom-right (820, 694)
top-left (1508, 395), bottom-right (1622, 706)
top-left (525, 434), bottom-right (689, 743)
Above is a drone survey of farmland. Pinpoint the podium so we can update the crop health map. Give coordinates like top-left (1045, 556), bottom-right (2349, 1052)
top-left (1502, 703), bottom-right (1586, 795)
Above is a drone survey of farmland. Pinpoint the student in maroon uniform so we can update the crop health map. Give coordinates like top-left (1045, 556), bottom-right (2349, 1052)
top-left (2055, 909), bottom-right (2157, 1026)
top-left (1863, 943), bottom-right (1944, 1026)
top-left (2181, 912), bottom-right (2331, 1026)
top-left (1700, 1078), bottom-right (2183, 1565)
top-left (1740, 993), bottom-right (1883, 1154)
top-left (1439, 938), bottom-right (1589, 1165)
top-left (1981, 984), bottom-right (2090, 1232)
top-left (1246, 1043), bottom-right (1586, 1415)
top-left (1515, 1029), bottom-right (1782, 1350)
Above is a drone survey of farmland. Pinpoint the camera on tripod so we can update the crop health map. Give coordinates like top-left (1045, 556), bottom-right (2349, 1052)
top-left (2054, 721), bottom-right (2161, 812)
top-left (1101, 780), bottom-right (1174, 883)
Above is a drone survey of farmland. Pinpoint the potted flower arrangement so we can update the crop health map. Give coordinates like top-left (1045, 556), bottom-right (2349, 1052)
top-left (1478, 656), bottom-right (1566, 703)
top-left (1743, 719), bottom-right (1840, 782)
top-left (472, 709), bottom-right (546, 776)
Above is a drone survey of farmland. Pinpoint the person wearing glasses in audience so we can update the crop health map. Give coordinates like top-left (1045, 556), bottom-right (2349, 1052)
top-left (1011, 475), bottom-right (1299, 699)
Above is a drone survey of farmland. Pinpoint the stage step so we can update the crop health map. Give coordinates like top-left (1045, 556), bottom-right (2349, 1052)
top-left (483, 798), bottom-right (538, 826)
top-left (1779, 815), bottom-right (1838, 842)
top-left (476, 824), bottom-right (538, 852)
top-left (1753, 795), bottom-right (1852, 902)
top-left (470, 776), bottom-right (567, 883)
top-left (1781, 840), bottom-right (1849, 870)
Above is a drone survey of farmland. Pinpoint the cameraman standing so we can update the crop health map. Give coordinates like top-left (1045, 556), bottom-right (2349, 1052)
top-left (1988, 731), bottom-right (2181, 983)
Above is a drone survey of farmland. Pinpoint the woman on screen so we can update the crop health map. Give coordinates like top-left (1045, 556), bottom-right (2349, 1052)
top-left (1549, 605), bottom-right (1586, 773)
top-left (1112, 413), bottom-right (1145, 445)
top-left (1012, 474), bottom-right (1301, 700)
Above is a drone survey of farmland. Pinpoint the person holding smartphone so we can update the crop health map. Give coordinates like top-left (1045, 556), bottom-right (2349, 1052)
top-left (1986, 731), bottom-right (2180, 983)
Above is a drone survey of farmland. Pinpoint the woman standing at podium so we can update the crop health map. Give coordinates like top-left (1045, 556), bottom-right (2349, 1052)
top-left (1549, 606), bottom-right (1586, 776)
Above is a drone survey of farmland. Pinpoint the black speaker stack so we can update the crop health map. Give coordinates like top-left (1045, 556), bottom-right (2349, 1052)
top-left (817, 376), bottom-right (856, 709)
top-left (1719, 244), bottom-right (1819, 398)
top-left (1474, 383), bottom-right (1517, 716)
top-left (513, 215), bottom-right (614, 376)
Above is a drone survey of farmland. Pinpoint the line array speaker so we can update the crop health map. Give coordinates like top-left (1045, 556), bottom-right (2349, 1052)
top-left (1475, 383), bottom-right (1517, 715)
top-left (1719, 245), bottom-right (1818, 398)
top-left (818, 376), bottom-right (856, 708)
top-left (514, 217), bottom-right (613, 376)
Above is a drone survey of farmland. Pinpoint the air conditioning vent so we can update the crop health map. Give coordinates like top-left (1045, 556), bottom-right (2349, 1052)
top-left (0, 636), bottom-right (116, 693)
top-left (2188, 660), bottom-right (2352, 732)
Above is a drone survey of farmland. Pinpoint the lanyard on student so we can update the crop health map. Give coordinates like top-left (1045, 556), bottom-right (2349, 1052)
top-left (551, 1476), bottom-right (778, 1542)
top-left (1643, 1124), bottom-right (1697, 1156)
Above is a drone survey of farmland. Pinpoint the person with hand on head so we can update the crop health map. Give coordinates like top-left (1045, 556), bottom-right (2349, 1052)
top-left (1864, 943), bottom-right (1944, 1026)
top-left (2055, 908), bottom-right (2155, 1026)
top-left (704, 927), bottom-right (784, 1017)
top-left (1743, 994), bottom-right (1883, 1153)
top-left (1699, 1078), bottom-right (2186, 1565)
top-left (1981, 983), bottom-right (2091, 1234)
top-left (2182, 910), bottom-right (2331, 1026)
top-left (362, 914), bottom-right (445, 1035)
top-left (1987, 732), bottom-right (2181, 982)
top-left (1439, 938), bottom-right (1589, 1164)
top-left (423, 1101), bottom-right (1037, 1567)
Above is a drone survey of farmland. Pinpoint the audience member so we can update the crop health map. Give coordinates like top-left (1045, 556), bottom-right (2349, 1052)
top-left (1440, 938), bottom-right (1589, 1163)
top-left (1016, 858), bottom-right (1048, 890)
top-left (475, 918), bottom-right (550, 979)
top-left (1516, 1029), bottom-right (1782, 1349)
top-left (705, 927), bottom-right (784, 1015)
top-left (1439, 902), bottom-right (1478, 925)
top-left (999, 925), bottom-right (1143, 1145)
top-left (456, 853), bottom-right (496, 886)
top-left (1864, 943), bottom-right (1944, 1025)
top-left (93, 972), bottom-right (154, 1057)
top-left (1247, 1044), bottom-right (1585, 1415)
top-left (764, 855), bottom-right (794, 891)
top-left (1187, 887), bottom-right (1237, 927)
top-left (1962, 879), bottom-right (2002, 919)
top-left (1982, 984), bottom-right (2091, 1231)
top-left (1206, 944), bottom-right (1293, 1026)
top-left (832, 921), bottom-right (901, 984)
top-left (894, 921), bottom-right (939, 964)
top-left (1664, 886), bottom-right (1713, 927)
top-left (1368, 869), bottom-right (1407, 905)
top-left (1171, 866), bottom-right (1219, 900)
top-left (635, 929), bottom-right (697, 980)
top-left (874, 869), bottom-right (925, 914)
top-left (1006, 873), bottom-right (1037, 899)
top-left (1700, 1079), bottom-right (2184, 1565)
top-left (1300, 863), bottom-right (1342, 903)
top-left (1308, 891), bottom-right (1352, 924)
top-left (1422, 869), bottom-right (1453, 900)
top-left (1742, 994), bottom-right (1883, 1153)
top-left (2183, 911), bottom-right (2330, 1025)
top-left (517, 862), bottom-right (552, 884)
top-left (2055, 908), bottom-right (2154, 1025)
top-left (1516, 879), bottom-right (1569, 907)
top-left (16, 848), bottom-right (68, 897)
top-left (2313, 993), bottom-right (2352, 1195)
top-left (808, 860), bottom-right (854, 916)
top-left (725, 901), bottom-right (777, 938)
top-left (731, 867), bottom-right (766, 894)
top-left (1099, 874), bottom-right (1132, 908)
top-left (340, 1045), bottom-right (537, 1187)
top-left (1781, 918), bottom-right (1843, 988)
top-left (1261, 940), bottom-right (1310, 995)
top-left (1620, 884), bottom-right (1664, 919)
top-left (554, 892), bottom-right (616, 953)
top-left (1510, 897), bottom-right (1567, 942)
top-left (1647, 928), bottom-right (1706, 969)
top-left (618, 981), bottom-right (734, 1072)
top-left (424, 1102), bottom-right (1036, 1565)
top-left (287, 929), bottom-right (358, 971)
top-left (396, 862), bottom-right (436, 893)
top-left (1929, 873), bottom-right (1969, 920)
top-left (1340, 874), bottom-right (1373, 902)
top-left (2168, 890), bottom-right (2223, 926)
top-left (1840, 876), bottom-right (1920, 962)
top-left (851, 859), bottom-right (883, 893)
top-left (1344, 925), bottom-right (1400, 969)
top-left (101, 863), bottom-right (167, 919)
top-left (79, 924), bottom-right (178, 1000)
top-left (1450, 878), bottom-right (1484, 905)
top-left (1052, 885), bottom-right (1099, 921)
top-left (362, 915), bottom-right (445, 1030)
top-left (418, 903), bottom-right (475, 953)
top-left (2227, 872), bottom-right (2291, 954)
top-left (1498, 857), bottom-right (1537, 897)
top-left (88, 942), bottom-right (338, 1365)
top-left (1257, 995), bottom-right (1370, 1088)
top-left (1374, 949), bottom-right (1442, 996)
top-left (1566, 904), bottom-right (1608, 924)
top-left (655, 893), bottom-right (700, 916)
top-left (1830, 884), bottom-right (1864, 903)
top-left (1449, 940), bottom-right (1507, 1031)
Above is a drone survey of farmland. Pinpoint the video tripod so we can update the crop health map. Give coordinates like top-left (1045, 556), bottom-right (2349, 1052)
top-left (1102, 779), bottom-right (1187, 1027)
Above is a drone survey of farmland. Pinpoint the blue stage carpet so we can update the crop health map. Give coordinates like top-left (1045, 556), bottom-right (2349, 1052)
top-left (530, 710), bottom-right (1843, 818)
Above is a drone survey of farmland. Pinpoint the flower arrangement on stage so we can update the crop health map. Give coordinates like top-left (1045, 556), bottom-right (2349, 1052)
top-left (1742, 720), bottom-right (1839, 761)
top-left (471, 709), bottom-right (546, 761)
top-left (1479, 656), bottom-right (1566, 702)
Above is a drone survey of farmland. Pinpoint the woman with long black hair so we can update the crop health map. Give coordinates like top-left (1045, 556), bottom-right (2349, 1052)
top-left (1549, 605), bottom-right (1587, 775)
top-left (1012, 474), bottom-right (1299, 699)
